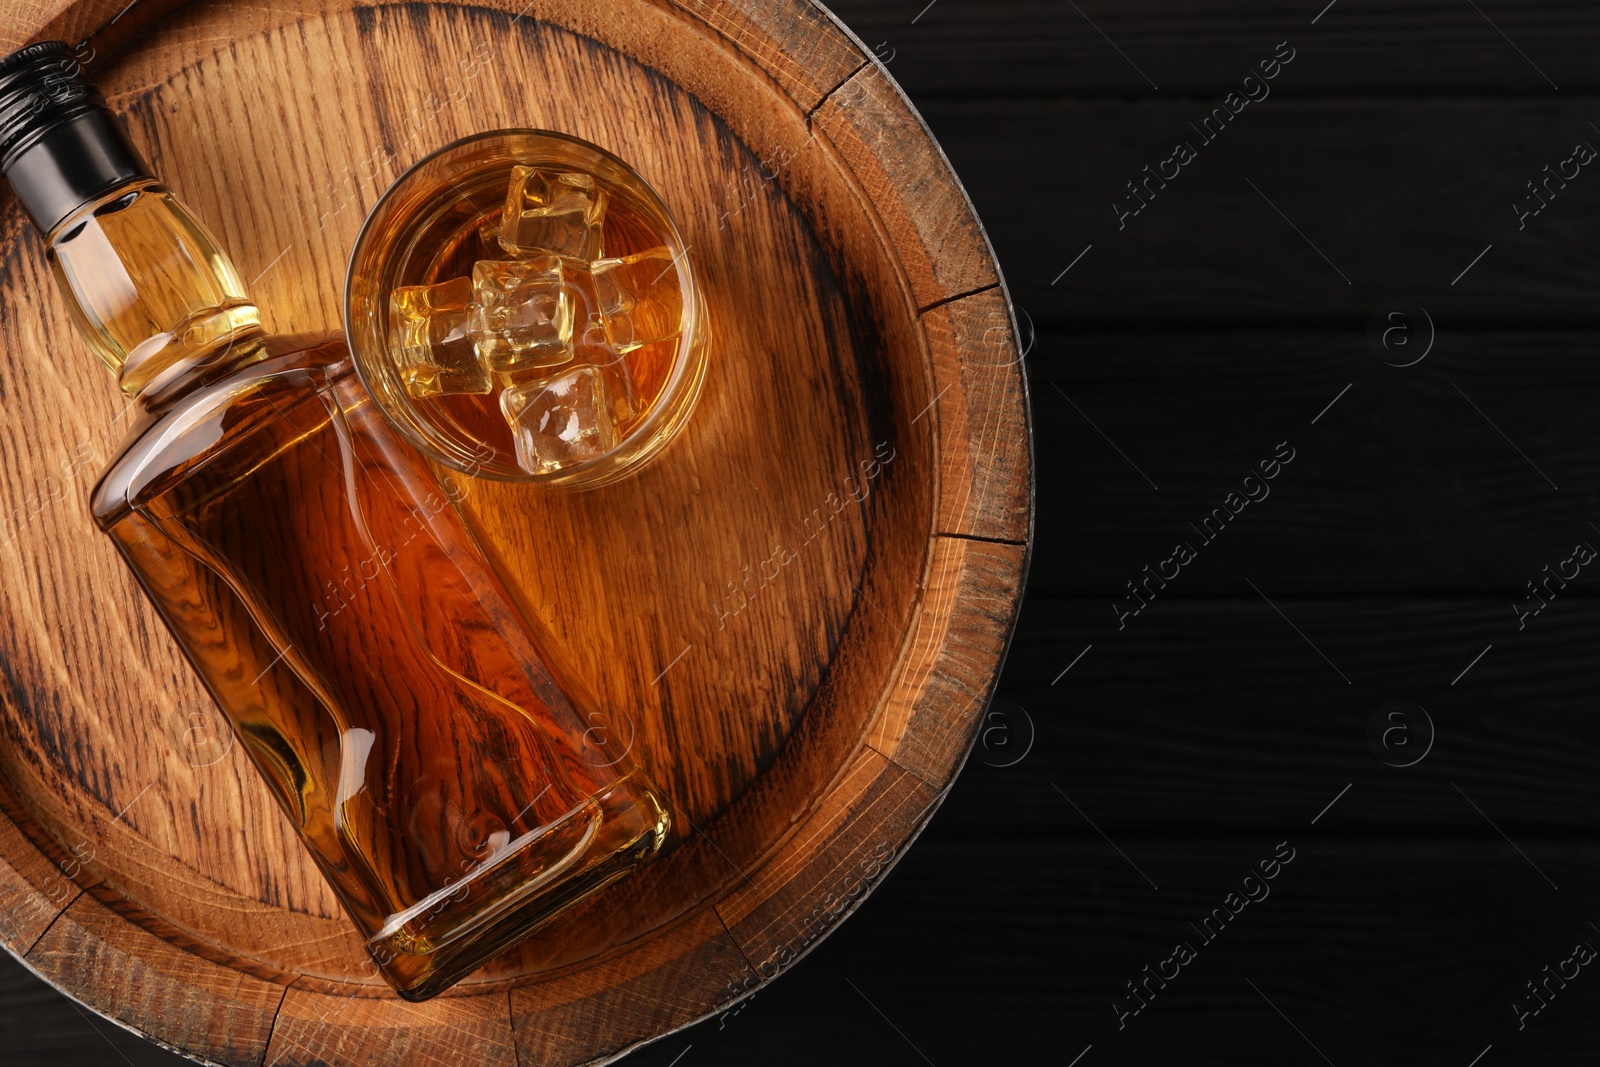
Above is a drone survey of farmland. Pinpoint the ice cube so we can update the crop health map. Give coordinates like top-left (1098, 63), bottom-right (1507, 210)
top-left (560, 261), bottom-right (641, 423)
top-left (499, 166), bottom-right (606, 259)
top-left (595, 356), bottom-right (642, 426)
top-left (591, 247), bottom-right (684, 353)
top-left (491, 262), bottom-right (639, 423)
top-left (499, 366), bottom-right (618, 475)
top-left (555, 259), bottom-right (619, 360)
top-left (471, 256), bottom-right (574, 373)
top-left (476, 211), bottom-right (503, 254)
top-left (388, 277), bottom-right (491, 398)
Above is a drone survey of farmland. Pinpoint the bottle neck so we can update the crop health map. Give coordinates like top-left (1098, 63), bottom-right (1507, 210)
top-left (0, 43), bottom-right (266, 402)
top-left (44, 176), bottom-right (267, 400)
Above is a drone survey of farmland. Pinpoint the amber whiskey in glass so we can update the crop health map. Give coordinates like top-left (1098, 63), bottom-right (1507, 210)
top-left (0, 42), bottom-right (668, 1000)
top-left (345, 129), bottom-right (708, 487)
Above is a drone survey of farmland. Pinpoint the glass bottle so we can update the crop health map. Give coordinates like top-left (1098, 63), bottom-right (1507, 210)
top-left (0, 42), bottom-right (668, 1001)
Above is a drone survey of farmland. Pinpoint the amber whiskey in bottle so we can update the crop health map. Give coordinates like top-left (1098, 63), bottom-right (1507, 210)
top-left (0, 42), bottom-right (668, 1000)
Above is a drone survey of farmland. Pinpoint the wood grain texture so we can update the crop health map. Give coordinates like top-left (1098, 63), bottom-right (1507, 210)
top-left (26, 894), bottom-right (284, 1067)
top-left (0, 948), bottom-right (192, 1065)
top-left (923, 287), bottom-right (1031, 543)
top-left (0, 789), bottom-right (81, 954)
top-left (868, 537), bottom-right (1027, 787)
top-left (717, 749), bottom-right (936, 981)
top-left (12, 2), bottom-right (1600, 1065)
top-left (812, 62), bottom-right (1001, 310)
top-left (267, 984), bottom-right (515, 1067)
top-left (0, 0), bottom-right (1028, 1063)
top-left (668, 0), bottom-right (867, 112)
top-left (509, 908), bottom-right (755, 1066)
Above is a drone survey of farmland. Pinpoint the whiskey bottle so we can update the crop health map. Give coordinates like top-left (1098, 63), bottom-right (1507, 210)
top-left (0, 42), bottom-right (669, 1000)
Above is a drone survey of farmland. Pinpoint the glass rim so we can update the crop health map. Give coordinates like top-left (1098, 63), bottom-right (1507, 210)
top-left (343, 127), bottom-right (704, 485)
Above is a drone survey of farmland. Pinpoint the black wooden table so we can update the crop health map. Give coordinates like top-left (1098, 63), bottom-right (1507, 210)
top-left (6, 1), bottom-right (1599, 1062)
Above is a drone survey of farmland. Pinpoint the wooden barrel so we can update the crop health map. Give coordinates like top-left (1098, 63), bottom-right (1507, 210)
top-left (0, 1), bottom-right (1031, 1063)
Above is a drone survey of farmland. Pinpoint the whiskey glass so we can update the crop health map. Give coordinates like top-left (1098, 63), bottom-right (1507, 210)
top-left (346, 129), bottom-right (709, 487)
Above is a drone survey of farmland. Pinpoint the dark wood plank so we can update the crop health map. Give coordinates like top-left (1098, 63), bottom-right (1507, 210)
top-left (613, 836), bottom-right (1600, 1066)
top-left (9, 1), bottom-right (1599, 1065)
top-left (827, 0), bottom-right (1600, 96)
top-left (950, 595), bottom-right (1600, 833)
top-left (10, 833), bottom-right (1598, 1066)
top-left (1025, 329), bottom-right (1600, 594)
top-left (917, 97), bottom-right (1600, 323)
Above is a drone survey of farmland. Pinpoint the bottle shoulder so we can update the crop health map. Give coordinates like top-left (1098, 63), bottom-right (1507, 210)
top-left (91, 333), bottom-right (354, 528)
